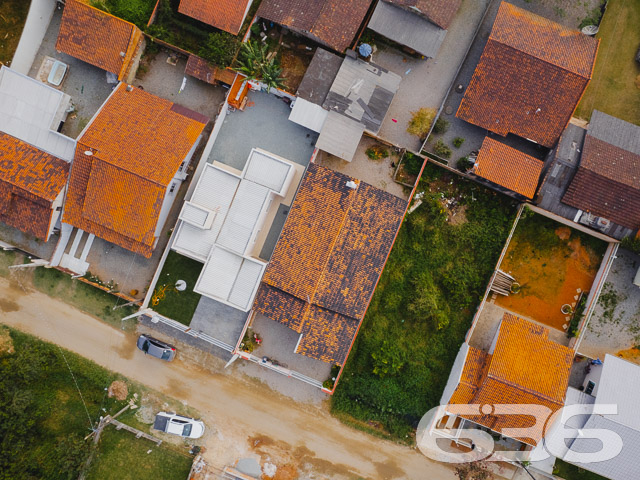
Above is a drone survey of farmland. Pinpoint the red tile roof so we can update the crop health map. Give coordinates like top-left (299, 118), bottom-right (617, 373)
top-left (62, 84), bottom-right (208, 257)
top-left (0, 132), bottom-right (69, 240)
top-left (257, 0), bottom-right (372, 52)
top-left (448, 314), bottom-right (573, 446)
top-left (56, 0), bottom-right (143, 80)
top-left (178, 0), bottom-right (250, 35)
top-left (255, 163), bottom-right (406, 364)
top-left (563, 135), bottom-right (640, 230)
top-left (386, 0), bottom-right (462, 29)
top-left (456, 2), bottom-right (598, 148)
top-left (473, 137), bottom-right (544, 199)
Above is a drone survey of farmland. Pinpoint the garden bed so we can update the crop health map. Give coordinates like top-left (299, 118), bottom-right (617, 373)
top-left (494, 211), bottom-right (607, 332)
top-left (152, 251), bottom-right (203, 326)
top-left (331, 163), bottom-right (518, 440)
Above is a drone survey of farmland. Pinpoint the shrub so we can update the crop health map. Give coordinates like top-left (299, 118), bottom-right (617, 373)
top-left (457, 156), bottom-right (474, 172)
top-left (403, 152), bottom-right (424, 176)
top-left (91, 0), bottom-right (155, 29)
top-left (199, 32), bottom-right (239, 68)
top-left (579, 2), bottom-right (605, 29)
top-left (433, 139), bottom-right (452, 158)
top-left (432, 117), bottom-right (449, 134)
top-left (407, 108), bottom-right (436, 138)
top-left (365, 145), bottom-right (389, 160)
top-left (452, 137), bottom-right (465, 148)
top-left (621, 236), bottom-right (640, 254)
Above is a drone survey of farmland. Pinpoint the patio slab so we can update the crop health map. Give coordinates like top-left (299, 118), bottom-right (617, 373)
top-left (190, 296), bottom-right (249, 347)
top-left (250, 313), bottom-right (332, 382)
top-left (315, 136), bottom-right (410, 200)
top-left (578, 248), bottom-right (640, 365)
top-left (0, 222), bottom-right (57, 260)
top-left (132, 49), bottom-right (226, 120)
top-left (27, 7), bottom-right (114, 139)
top-left (208, 91), bottom-right (318, 171)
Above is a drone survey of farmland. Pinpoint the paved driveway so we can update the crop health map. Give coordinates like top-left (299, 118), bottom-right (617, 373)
top-left (374, 0), bottom-right (490, 152)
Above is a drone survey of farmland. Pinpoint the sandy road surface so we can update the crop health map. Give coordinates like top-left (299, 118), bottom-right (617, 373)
top-left (0, 276), bottom-right (455, 479)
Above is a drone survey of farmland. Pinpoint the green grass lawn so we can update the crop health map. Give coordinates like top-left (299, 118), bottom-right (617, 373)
top-left (152, 251), bottom-right (203, 326)
top-left (86, 427), bottom-right (193, 480)
top-left (0, 328), bottom-right (196, 479)
top-left (90, 0), bottom-right (157, 29)
top-left (574, 0), bottom-right (640, 125)
top-left (0, 328), bottom-right (129, 478)
top-left (554, 459), bottom-right (609, 480)
top-left (331, 163), bottom-right (518, 441)
top-left (0, 0), bottom-right (30, 65)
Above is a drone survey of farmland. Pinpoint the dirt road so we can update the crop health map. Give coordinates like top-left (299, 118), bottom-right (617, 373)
top-left (0, 275), bottom-right (455, 479)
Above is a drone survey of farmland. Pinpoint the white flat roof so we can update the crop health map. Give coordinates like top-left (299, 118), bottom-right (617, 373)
top-left (0, 66), bottom-right (76, 161)
top-left (172, 148), bottom-right (295, 311)
top-left (194, 246), bottom-right (266, 312)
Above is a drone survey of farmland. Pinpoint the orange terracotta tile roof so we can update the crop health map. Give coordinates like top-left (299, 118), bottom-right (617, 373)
top-left (255, 163), bottom-right (407, 364)
top-left (0, 132), bottom-right (69, 240)
top-left (456, 2), bottom-right (598, 148)
top-left (63, 84), bottom-right (208, 257)
top-left (178, 0), bottom-right (250, 35)
top-left (56, 0), bottom-right (143, 80)
top-left (386, 0), bottom-right (462, 29)
top-left (473, 137), bottom-right (544, 199)
top-left (448, 314), bottom-right (573, 445)
top-left (257, 0), bottom-right (372, 52)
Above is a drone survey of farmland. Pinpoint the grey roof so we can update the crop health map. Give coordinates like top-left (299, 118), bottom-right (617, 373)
top-left (557, 355), bottom-right (640, 480)
top-left (315, 111), bottom-right (364, 161)
top-left (0, 66), bottom-right (76, 161)
top-left (322, 55), bottom-right (401, 134)
top-left (588, 110), bottom-right (640, 155)
top-left (569, 415), bottom-right (640, 480)
top-left (368, 0), bottom-right (447, 58)
top-left (296, 48), bottom-right (343, 105)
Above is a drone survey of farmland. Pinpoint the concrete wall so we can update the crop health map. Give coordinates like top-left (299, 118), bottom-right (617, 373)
top-left (11, 0), bottom-right (57, 74)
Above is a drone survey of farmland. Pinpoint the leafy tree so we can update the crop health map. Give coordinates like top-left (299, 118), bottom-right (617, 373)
top-left (199, 33), bottom-right (239, 68)
top-left (236, 41), bottom-right (285, 92)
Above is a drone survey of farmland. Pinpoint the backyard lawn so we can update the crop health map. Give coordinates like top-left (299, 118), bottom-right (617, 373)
top-left (574, 0), bottom-right (640, 125)
top-left (0, 0), bottom-right (30, 66)
top-left (86, 427), bottom-right (193, 480)
top-left (152, 251), bottom-right (203, 325)
top-left (331, 163), bottom-right (518, 440)
top-left (90, 0), bottom-right (157, 29)
top-left (495, 210), bottom-right (607, 332)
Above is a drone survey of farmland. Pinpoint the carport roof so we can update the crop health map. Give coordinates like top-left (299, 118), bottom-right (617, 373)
top-left (368, 1), bottom-right (447, 58)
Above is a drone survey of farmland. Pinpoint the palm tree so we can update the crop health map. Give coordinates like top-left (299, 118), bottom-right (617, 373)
top-left (236, 41), bottom-right (285, 92)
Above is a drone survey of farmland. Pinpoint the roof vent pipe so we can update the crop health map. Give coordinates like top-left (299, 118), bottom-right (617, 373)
top-left (126, 85), bottom-right (133, 92)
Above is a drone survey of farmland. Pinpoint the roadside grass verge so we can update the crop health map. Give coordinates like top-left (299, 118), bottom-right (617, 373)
top-left (86, 427), bottom-right (193, 480)
top-left (0, 327), bottom-right (196, 479)
top-left (574, 0), bottom-right (640, 125)
top-left (0, 0), bottom-right (30, 65)
top-left (0, 328), bottom-right (129, 478)
top-left (152, 251), bottom-right (202, 326)
top-left (331, 163), bottom-right (518, 441)
top-left (32, 266), bottom-right (138, 330)
top-left (553, 459), bottom-right (608, 480)
top-left (0, 250), bottom-right (138, 330)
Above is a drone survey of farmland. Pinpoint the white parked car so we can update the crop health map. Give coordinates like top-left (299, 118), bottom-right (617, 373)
top-left (153, 412), bottom-right (205, 439)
